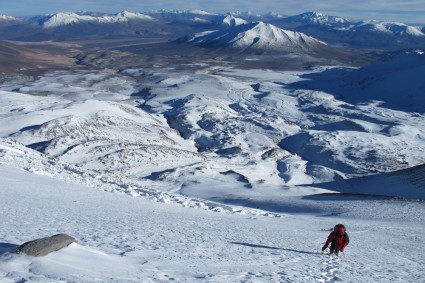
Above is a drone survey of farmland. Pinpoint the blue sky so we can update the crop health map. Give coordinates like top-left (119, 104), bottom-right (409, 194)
top-left (1, 0), bottom-right (425, 24)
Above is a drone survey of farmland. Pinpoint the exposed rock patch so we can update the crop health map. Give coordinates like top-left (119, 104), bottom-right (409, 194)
top-left (14, 234), bottom-right (76, 257)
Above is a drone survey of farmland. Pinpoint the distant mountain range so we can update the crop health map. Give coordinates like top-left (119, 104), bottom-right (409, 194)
top-left (277, 11), bottom-right (424, 35)
top-left (0, 10), bottom-right (424, 49)
top-left (37, 11), bottom-right (155, 28)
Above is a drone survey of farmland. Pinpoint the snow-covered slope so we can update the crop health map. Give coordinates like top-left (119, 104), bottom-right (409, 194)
top-left (343, 50), bottom-right (425, 111)
top-left (40, 11), bottom-right (154, 28)
top-left (288, 49), bottom-right (425, 112)
top-left (184, 21), bottom-right (327, 51)
top-left (345, 163), bottom-right (425, 199)
top-left (0, 86), bottom-right (199, 180)
top-left (1, 159), bottom-right (424, 282)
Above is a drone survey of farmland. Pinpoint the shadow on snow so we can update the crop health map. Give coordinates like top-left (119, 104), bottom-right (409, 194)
top-left (230, 241), bottom-right (322, 255)
top-left (0, 242), bottom-right (18, 255)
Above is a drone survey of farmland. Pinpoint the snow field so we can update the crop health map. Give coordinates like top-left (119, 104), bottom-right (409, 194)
top-left (1, 165), bottom-right (424, 282)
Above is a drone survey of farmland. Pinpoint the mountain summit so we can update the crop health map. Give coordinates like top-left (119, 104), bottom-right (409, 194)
top-left (286, 11), bottom-right (349, 26)
top-left (183, 21), bottom-right (327, 51)
top-left (356, 20), bottom-right (425, 37)
top-left (221, 15), bottom-right (248, 26)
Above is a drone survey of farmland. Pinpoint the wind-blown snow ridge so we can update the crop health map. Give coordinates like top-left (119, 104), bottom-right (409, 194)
top-left (185, 21), bottom-right (327, 50)
top-left (41, 11), bottom-right (154, 28)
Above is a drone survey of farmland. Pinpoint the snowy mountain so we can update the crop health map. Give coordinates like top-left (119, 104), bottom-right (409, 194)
top-left (147, 9), bottom-right (219, 24)
top-left (221, 15), bottom-right (248, 26)
top-left (39, 11), bottom-right (154, 28)
top-left (0, 14), bottom-right (20, 25)
top-left (182, 21), bottom-right (327, 51)
top-left (283, 11), bottom-right (350, 26)
top-left (279, 11), bottom-right (424, 37)
top-left (40, 12), bottom-right (88, 28)
top-left (272, 11), bottom-right (425, 49)
top-left (0, 10), bottom-right (423, 49)
top-left (355, 20), bottom-right (425, 37)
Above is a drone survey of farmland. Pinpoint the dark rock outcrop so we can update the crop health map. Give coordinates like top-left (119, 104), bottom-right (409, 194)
top-left (15, 234), bottom-right (76, 257)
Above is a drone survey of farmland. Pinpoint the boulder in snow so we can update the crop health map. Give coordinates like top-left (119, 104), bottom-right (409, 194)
top-left (14, 233), bottom-right (76, 257)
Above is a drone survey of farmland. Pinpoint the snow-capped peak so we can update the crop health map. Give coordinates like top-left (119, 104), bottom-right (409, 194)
top-left (40, 11), bottom-right (154, 28)
top-left (115, 10), bottom-right (154, 21)
top-left (222, 15), bottom-right (248, 27)
top-left (186, 21), bottom-right (327, 51)
top-left (42, 12), bottom-right (88, 28)
top-left (357, 20), bottom-right (425, 37)
top-left (292, 11), bottom-right (349, 25)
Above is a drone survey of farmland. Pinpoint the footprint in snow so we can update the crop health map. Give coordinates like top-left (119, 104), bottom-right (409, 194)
top-left (319, 255), bottom-right (342, 282)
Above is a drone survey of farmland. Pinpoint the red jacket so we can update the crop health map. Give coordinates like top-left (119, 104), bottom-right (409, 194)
top-left (324, 231), bottom-right (350, 252)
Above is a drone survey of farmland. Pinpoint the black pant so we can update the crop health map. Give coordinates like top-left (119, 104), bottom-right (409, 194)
top-left (329, 242), bottom-right (340, 255)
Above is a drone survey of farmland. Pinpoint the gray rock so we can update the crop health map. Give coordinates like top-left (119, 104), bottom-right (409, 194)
top-left (15, 234), bottom-right (76, 257)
